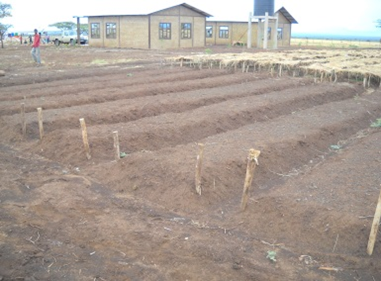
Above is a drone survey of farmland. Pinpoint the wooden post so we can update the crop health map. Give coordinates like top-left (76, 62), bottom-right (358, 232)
top-left (195, 143), bottom-right (205, 195)
top-left (113, 131), bottom-right (120, 161)
top-left (37, 107), bottom-right (44, 140)
top-left (279, 64), bottom-right (282, 77)
top-left (180, 58), bottom-right (183, 68)
top-left (79, 118), bottom-right (91, 160)
top-left (241, 149), bottom-right (261, 211)
top-left (21, 103), bottom-right (26, 138)
top-left (367, 185), bottom-right (381, 255)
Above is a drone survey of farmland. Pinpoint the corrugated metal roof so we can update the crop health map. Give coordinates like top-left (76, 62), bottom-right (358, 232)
top-left (86, 2), bottom-right (212, 18)
top-left (275, 7), bottom-right (298, 24)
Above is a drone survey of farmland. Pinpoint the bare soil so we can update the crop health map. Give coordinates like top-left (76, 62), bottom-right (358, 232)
top-left (1, 45), bottom-right (381, 280)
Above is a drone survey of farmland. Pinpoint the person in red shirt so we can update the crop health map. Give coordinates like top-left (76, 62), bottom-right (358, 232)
top-left (31, 29), bottom-right (41, 65)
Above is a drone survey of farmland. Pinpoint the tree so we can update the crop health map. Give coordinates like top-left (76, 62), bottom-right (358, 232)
top-left (49, 21), bottom-right (88, 33)
top-left (49, 21), bottom-right (77, 31)
top-left (0, 2), bottom-right (12, 48)
top-left (80, 23), bottom-right (88, 33)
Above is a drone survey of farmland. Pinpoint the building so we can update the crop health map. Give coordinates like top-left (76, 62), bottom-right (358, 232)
top-left (87, 3), bottom-right (211, 49)
top-left (86, 4), bottom-right (296, 49)
top-left (206, 7), bottom-right (297, 48)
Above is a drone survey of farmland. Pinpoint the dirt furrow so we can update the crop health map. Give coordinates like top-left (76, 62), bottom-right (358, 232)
top-left (82, 91), bottom-right (381, 213)
top-left (25, 82), bottom-right (360, 159)
top-left (2, 77), bottom-right (310, 134)
top-left (0, 67), bottom-right (223, 103)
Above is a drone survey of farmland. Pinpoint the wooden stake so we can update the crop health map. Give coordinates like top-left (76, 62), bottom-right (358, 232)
top-left (279, 64), bottom-right (282, 77)
top-left (241, 149), bottom-right (261, 211)
top-left (113, 131), bottom-right (120, 161)
top-left (195, 143), bottom-right (205, 195)
top-left (180, 58), bottom-right (183, 67)
top-left (363, 76), bottom-right (367, 88)
top-left (367, 185), bottom-right (381, 255)
top-left (79, 118), bottom-right (91, 160)
top-left (242, 62), bottom-right (246, 73)
top-left (21, 103), bottom-right (26, 138)
top-left (37, 107), bottom-right (44, 140)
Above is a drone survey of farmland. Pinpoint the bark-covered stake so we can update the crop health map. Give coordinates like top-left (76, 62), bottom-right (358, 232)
top-left (367, 185), bottom-right (381, 255)
top-left (37, 107), bottom-right (44, 140)
top-left (241, 149), bottom-right (261, 211)
top-left (79, 118), bottom-right (91, 160)
top-left (195, 143), bottom-right (205, 195)
top-left (113, 131), bottom-right (120, 161)
top-left (21, 103), bottom-right (26, 138)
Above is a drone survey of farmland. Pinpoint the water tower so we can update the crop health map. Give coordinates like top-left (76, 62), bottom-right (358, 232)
top-left (248, 0), bottom-right (278, 49)
top-left (254, 0), bottom-right (274, 16)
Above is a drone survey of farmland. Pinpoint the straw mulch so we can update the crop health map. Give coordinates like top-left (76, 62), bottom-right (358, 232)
top-left (171, 49), bottom-right (381, 87)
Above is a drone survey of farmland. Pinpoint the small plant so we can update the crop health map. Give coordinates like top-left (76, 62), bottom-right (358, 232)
top-left (330, 145), bottom-right (341, 150)
top-left (371, 118), bottom-right (381, 128)
top-left (266, 250), bottom-right (277, 262)
top-left (204, 48), bottom-right (212, 55)
top-left (91, 59), bottom-right (108, 65)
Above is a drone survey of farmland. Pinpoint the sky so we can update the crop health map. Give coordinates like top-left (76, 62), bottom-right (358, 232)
top-left (2, 0), bottom-right (381, 37)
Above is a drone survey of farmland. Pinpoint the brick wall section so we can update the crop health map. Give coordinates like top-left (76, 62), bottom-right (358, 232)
top-left (88, 5), bottom-right (206, 49)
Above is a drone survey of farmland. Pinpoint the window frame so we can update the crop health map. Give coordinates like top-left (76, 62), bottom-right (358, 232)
top-left (206, 25), bottom-right (213, 38)
top-left (181, 23), bottom-right (192, 39)
top-left (219, 26), bottom-right (229, 39)
top-left (91, 23), bottom-right (100, 39)
top-left (106, 22), bottom-right (117, 39)
top-left (159, 23), bottom-right (171, 40)
top-left (277, 27), bottom-right (283, 40)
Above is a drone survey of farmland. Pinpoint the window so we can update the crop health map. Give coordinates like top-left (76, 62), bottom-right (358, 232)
top-left (277, 28), bottom-right (283, 40)
top-left (267, 27), bottom-right (271, 40)
top-left (181, 23), bottom-right (192, 39)
top-left (219, 26), bottom-right (229, 38)
top-left (159, 23), bottom-right (171, 40)
top-left (206, 26), bottom-right (213, 38)
top-left (106, 22), bottom-right (116, 39)
top-left (91, 23), bottom-right (100, 39)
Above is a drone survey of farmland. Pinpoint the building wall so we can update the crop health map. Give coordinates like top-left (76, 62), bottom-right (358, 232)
top-left (206, 22), bottom-right (259, 46)
top-left (150, 5), bottom-right (206, 49)
top-left (275, 12), bottom-right (292, 47)
top-left (206, 16), bottom-right (292, 48)
top-left (120, 16), bottom-right (149, 48)
top-left (88, 5), bottom-right (206, 49)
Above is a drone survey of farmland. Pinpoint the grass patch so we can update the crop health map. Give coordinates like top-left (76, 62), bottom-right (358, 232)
top-left (204, 48), bottom-right (212, 55)
top-left (370, 118), bottom-right (381, 128)
top-left (91, 59), bottom-right (108, 65)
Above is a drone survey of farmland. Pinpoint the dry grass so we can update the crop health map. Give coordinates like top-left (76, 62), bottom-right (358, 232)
top-left (171, 48), bottom-right (381, 88)
top-left (291, 38), bottom-right (381, 49)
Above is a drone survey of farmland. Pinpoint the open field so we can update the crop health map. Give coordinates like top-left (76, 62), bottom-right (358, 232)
top-left (291, 38), bottom-right (381, 49)
top-left (1, 45), bottom-right (381, 280)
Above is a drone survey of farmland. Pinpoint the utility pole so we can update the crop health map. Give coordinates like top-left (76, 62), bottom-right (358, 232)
top-left (73, 16), bottom-right (81, 46)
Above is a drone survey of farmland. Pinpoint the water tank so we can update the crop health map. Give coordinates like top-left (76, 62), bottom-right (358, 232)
top-left (254, 0), bottom-right (274, 16)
